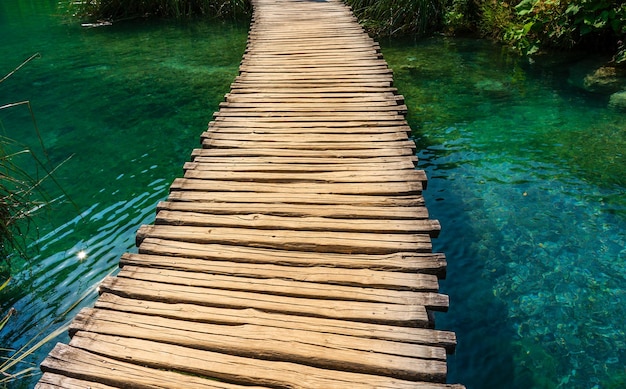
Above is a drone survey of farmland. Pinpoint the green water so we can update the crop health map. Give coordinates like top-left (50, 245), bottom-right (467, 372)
top-left (382, 38), bottom-right (626, 388)
top-left (1, 2), bottom-right (625, 388)
top-left (0, 1), bottom-right (248, 386)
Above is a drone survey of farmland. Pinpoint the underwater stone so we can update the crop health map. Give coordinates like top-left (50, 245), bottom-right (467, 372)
top-left (608, 90), bottom-right (626, 111)
top-left (569, 59), bottom-right (626, 94)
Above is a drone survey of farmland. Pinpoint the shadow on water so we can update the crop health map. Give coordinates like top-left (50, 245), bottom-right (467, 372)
top-left (379, 37), bottom-right (523, 387)
top-left (382, 36), bottom-right (626, 388)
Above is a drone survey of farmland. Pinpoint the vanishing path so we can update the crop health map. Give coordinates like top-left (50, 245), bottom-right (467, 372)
top-left (37, 0), bottom-right (463, 387)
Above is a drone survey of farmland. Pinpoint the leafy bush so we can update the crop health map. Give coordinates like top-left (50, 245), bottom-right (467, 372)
top-left (478, 0), bottom-right (517, 40)
top-left (443, 0), bottom-right (626, 60)
top-left (509, 0), bottom-right (626, 55)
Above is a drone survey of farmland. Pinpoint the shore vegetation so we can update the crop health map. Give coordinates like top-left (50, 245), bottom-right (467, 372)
top-left (68, 0), bottom-right (625, 62)
top-left (68, 0), bottom-right (251, 21)
top-left (447, 0), bottom-right (626, 61)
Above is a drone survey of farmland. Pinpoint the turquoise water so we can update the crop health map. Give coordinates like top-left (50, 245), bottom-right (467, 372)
top-left (1, 2), bottom-right (625, 388)
top-left (0, 1), bottom-right (248, 386)
top-left (383, 38), bottom-right (626, 388)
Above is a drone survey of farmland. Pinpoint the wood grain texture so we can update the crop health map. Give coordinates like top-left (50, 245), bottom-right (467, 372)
top-left (138, 238), bottom-right (448, 276)
top-left (69, 307), bottom-right (447, 380)
top-left (157, 199), bottom-right (430, 219)
top-left (94, 293), bottom-right (457, 352)
top-left (98, 276), bottom-right (432, 326)
top-left (119, 252), bottom-right (440, 290)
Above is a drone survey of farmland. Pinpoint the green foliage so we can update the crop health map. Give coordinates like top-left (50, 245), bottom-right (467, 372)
top-left (68, 0), bottom-right (252, 22)
top-left (443, 0), bottom-right (476, 33)
top-left (506, 0), bottom-right (625, 55)
top-left (478, 0), bottom-right (516, 40)
top-left (345, 0), bottom-right (446, 37)
top-left (443, 0), bottom-right (626, 58)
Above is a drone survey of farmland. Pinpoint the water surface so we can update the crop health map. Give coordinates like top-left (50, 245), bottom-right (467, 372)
top-left (382, 37), bottom-right (626, 388)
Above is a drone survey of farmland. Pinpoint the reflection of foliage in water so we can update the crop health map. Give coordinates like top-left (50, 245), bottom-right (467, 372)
top-left (382, 37), bottom-right (626, 388)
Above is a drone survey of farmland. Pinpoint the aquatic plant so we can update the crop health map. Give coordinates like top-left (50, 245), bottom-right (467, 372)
top-left (0, 54), bottom-right (49, 279)
top-left (0, 54), bottom-right (76, 387)
top-left (344, 0), bottom-right (446, 37)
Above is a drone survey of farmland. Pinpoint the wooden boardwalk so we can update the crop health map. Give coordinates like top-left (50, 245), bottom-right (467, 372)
top-left (37, 0), bottom-right (464, 387)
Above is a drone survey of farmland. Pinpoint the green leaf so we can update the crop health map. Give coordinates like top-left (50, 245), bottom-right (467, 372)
top-left (593, 11), bottom-right (609, 29)
top-left (515, 0), bottom-right (534, 16)
top-left (565, 4), bottom-right (580, 15)
top-left (527, 44), bottom-right (540, 55)
top-left (523, 21), bottom-right (535, 34)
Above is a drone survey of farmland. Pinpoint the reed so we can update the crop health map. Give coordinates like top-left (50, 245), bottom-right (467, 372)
top-left (69, 0), bottom-right (252, 22)
top-left (344, 0), bottom-right (446, 37)
top-left (0, 54), bottom-right (49, 281)
top-left (0, 53), bottom-right (68, 385)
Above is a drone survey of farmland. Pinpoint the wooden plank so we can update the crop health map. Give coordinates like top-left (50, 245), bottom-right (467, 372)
top-left (214, 109), bottom-right (403, 118)
top-left (237, 68), bottom-right (388, 75)
top-left (223, 92), bottom-right (403, 102)
top-left (183, 169), bottom-right (426, 185)
top-left (211, 115), bottom-right (405, 124)
top-left (170, 178), bottom-right (423, 196)
top-left (157, 200), bottom-right (430, 220)
top-left (228, 86), bottom-right (399, 93)
top-left (188, 155), bottom-right (416, 165)
top-left (241, 52), bottom-right (383, 61)
top-left (185, 160), bottom-right (417, 172)
top-left (36, 373), bottom-right (120, 389)
top-left (66, 334), bottom-right (464, 388)
top-left (98, 276), bottom-right (431, 325)
top-left (207, 123), bottom-right (412, 135)
top-left (190, 147), bottom-right (415, 158)
top-left (138, 238), bottom-right (447, 276)
top-left (236, 75), bottom-right (394, 83)
top-left (136, 224), bottom-right (432, 255)
top-left (240, 64), bottom-right (387, 70)
top-left (209, 118), bottom-right (410, 129)
top-left (202, 131), bottom-right (410, 142)
top-left (69, 308), bottom-right (448, 377)
top-left (41, 343), bottom-right (267, 389)
top-left (167, 189), bottom-right (424, 206)
top-left (119, 253), bottom-right (439, 291)
top-left (217, 103), bottom-right (406, 113)
top-left (153, 210), bottom-right (440, 237)
top-left (94, 293), bottom-right (457, 351)
top-left (202, 139), bottom-right (415, 151)
top-left (244, 44), bottom-right (380, 52)
top-left (115, 266), bottom-right (448, 308)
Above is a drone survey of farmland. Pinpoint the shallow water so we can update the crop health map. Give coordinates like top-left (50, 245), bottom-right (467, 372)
top-left (0, 1), bottom-right (248, 386)
top-left (382, 37), bottom-right (626, 388)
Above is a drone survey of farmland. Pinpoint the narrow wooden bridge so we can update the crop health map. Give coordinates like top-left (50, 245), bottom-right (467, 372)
top-left (37, 0), bottom-right (463, 387)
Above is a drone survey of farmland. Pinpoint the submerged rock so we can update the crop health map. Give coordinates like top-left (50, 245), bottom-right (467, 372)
top-left (609, 90), bottom-right (626, 111)
top-left (474, 79), bottom-right (511, 98)
top-left (569, 59), bottom-right (626, 94)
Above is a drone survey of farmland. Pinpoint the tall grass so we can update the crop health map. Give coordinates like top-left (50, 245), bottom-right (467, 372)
top-left (0, 54), bottom-right (82, 385)
top-left (69, 0), bottom-right (252, 22)
top-left (0, 54), bottom-right (51, 282)
top-left (344, 0), bottom-right (446, 37)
